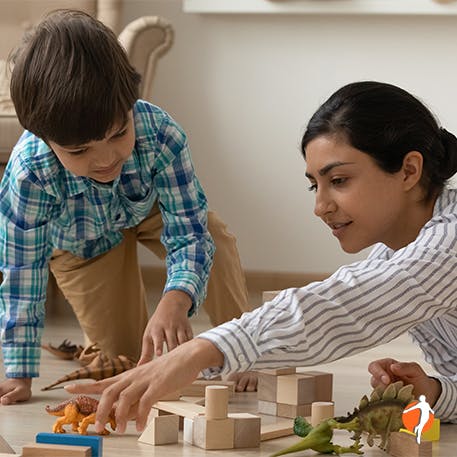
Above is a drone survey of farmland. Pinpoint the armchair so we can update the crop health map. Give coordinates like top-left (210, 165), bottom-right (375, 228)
top-left (0, 0), bottom-right (174, 171)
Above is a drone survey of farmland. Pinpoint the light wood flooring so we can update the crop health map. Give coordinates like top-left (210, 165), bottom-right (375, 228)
top-left (0, 306), bottom-right (456, 456)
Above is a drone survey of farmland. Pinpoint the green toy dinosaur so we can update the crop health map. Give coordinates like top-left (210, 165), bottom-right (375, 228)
top-left (271, 381), bottom-right (415, 456)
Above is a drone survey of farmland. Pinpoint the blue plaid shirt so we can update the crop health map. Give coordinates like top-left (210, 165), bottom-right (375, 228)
top-left (0, 100), bottom-right (215, 378)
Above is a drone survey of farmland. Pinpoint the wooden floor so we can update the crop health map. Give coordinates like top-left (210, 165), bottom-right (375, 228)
top-left (0, 309), bottom-right (456, 456)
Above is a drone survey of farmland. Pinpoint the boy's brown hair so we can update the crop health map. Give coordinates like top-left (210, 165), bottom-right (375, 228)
top-left (9, 9), bottom-right (141, 145)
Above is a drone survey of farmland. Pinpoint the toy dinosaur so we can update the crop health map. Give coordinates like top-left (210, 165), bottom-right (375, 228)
top-left (42, 351), bottom-right (136, 390)
top-left (42, 341), bottom-right (136, 391)
top-left (46, 395), bottom-right (116, 435)
top-left (271, 381), bottom-right (415, 456)
top-left (41, 339), bottom-right (84, 360)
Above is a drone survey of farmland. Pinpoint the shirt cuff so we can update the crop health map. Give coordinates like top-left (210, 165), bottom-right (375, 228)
top-left (2, 343), bottom-right (41, 378)
top-left (164, 270), bottom-right (205, 315)
top-left (197, 320), bottom-right (261, 377)
top-left (431, 375), bottom-right (457, 423)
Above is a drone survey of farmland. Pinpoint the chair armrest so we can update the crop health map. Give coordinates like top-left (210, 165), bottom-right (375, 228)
top-left (119, 16), bottom-right (174, 102)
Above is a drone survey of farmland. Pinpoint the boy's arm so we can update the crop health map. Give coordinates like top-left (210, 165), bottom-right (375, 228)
top-left (153, 115), bottom-right (215, 313)
top-left (0, 161), bottom-right (53, 385)
top-left (139, 114), bottom-right (215, 359)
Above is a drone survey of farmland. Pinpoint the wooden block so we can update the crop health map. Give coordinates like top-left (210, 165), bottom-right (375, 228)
top-left (260, 419), bottom-right (294, 441)
top-left (153, 400), bottom-right (205, 419)
top-left (0, 435), bottom-right (15, 454)
top-left (193, 417), bottom-right (234, 450)
top-left (22, 443), bottom-right (90, 456)
top-left (257, 372), bottom-right (278, 402)
top-left (180, 380), bottom-right (235, 397)
top-left (257, 367), bottom-right (296, 376)
top-left (183, 417), bottom-right (194, 444)
top-left (277, 374), bottom-right (315, 405)
top-left (229, 413), bottom-right (261, 448)
top-left (138, 415), bottom-right (179, 445)
top-left (311, 401), bottom-right (335, 426)
top-left (277, 402), bottom-right (312, 418)
top-left (0, 454), bottom-right (19, 456)
top-left (387, 431), bottom-right (432, 457)
top-left (262, 290), bottom-right (281, 302)
top-left (205, 385), bottom-right (229, 420)
top-left (258, 400), bottom-right (277, 416)
top-left (301, 370), bottom-right (333, 401)
top-left (36, 434), bottom-right (101, 457)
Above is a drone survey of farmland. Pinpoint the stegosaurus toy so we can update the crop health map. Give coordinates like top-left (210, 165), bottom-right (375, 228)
top-left (46, 395), bottom-right (116, 435)
top-left (271, 381), bottom-right (415, 456)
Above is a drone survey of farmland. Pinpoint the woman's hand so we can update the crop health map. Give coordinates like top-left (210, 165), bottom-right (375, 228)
top-left (368, 358), bottom-right (442, 406)
top-left (65, 337), bottom-right (224, 433)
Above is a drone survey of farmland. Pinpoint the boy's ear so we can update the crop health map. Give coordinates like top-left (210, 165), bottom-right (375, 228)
top-left (401, 151), bottom-right (423, 191)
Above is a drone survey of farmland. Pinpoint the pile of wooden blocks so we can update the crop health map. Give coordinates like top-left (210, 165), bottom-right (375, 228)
top-left (257, 367), bottom-right (333, 422)
top-left (142, 385), bottom-right (261, 450)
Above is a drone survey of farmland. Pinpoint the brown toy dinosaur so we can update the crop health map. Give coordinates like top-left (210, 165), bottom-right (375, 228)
top-left (45, 395), bottom-right (116, 435)
top-left (42, 341), bottom-right (136, 391)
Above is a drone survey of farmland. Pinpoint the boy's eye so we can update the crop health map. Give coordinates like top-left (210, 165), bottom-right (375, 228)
top-left (113, 129), bottom-right (127, 138)
top-left (307, 183), bottom-right (317, 192)
top-left (67, 148), bottom-right (88, 156)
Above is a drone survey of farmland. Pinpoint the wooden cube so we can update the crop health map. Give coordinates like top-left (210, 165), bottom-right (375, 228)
top-left (258, 400), bottom-right (277, 416)
top-left (229, 413), bottom-right (261, 448)
top-left (258, 367), bottom-right (296, 376)
top-left (257, 372), bottom-right (278, 402)
top-left (301, 371), bottom-right (333, 401)
top-left (22, 443), bottom-right (91, 456)
top-left (277, 374), bottom-right (315, 405)
top-left (193, 416), bottom-right (234, 450)
top-left (387, 431), bottom-right (432, 457)
top-left (138, 414), bottom-right (179, 445)
top-left (277, 402), bottom-right (312, 419)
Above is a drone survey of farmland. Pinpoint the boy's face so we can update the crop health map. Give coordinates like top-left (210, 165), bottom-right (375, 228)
top-left (48, 111), bottom-right (135, 183)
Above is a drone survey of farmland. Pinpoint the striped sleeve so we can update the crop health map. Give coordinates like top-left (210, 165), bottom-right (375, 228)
top-left (198, 238), bottom-right (457, 390)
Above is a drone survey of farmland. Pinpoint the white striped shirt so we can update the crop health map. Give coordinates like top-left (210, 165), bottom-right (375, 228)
top-left (199, 187), bottom-right (457, 423)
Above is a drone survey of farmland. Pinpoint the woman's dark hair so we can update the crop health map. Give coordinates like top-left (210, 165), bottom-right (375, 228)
top-left (9, 9), bottom-right (141, 145)
top-left (301, 81), bottom-right (457, 200)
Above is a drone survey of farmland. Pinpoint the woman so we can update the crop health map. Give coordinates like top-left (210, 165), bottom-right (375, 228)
top-left (67, 81), bottom-right (457, 433)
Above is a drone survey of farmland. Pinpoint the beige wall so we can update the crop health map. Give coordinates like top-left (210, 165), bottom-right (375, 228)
top-left (125, 0), bottom-right (457, 273)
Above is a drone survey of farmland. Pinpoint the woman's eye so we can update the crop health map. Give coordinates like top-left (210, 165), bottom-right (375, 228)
top-left (331, 177), bottom-right (347, 186)
top-left (307, 183), bottom-right (317, 192)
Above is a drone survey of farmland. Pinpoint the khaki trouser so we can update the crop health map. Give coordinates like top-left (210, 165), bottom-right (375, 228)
top-left (49, 206), bottom-right (250, 361)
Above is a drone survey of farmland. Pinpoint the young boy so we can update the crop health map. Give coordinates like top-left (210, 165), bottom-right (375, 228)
top-left (0, 9), bottom-right (250, 404)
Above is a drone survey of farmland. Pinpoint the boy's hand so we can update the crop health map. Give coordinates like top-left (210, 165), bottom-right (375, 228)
top-left (368, 358), bottom-right (442, 406)
top-left (138, 290), bottom-right (193, 363)
top-left (0, 377), bottom-right (32, 405)
top-left (65, 337), bottom-right (224, 434)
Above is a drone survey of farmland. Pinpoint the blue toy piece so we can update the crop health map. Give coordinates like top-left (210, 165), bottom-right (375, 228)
top-left (36, 432), bottom-right (103, 457)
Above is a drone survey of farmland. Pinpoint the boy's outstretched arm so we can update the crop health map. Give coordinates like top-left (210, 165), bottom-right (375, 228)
top-left (0, 377), bottom-right (32, 405)
top-left (138, 290), bottom-right (194, 362)
top-left (65, 337), bottom-right (224, 433)
top-left (368, 358), bottom-right (442, 406)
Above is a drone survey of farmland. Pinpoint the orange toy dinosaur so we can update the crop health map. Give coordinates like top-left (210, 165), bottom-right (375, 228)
top-left (45, 395), bottom-right (116, 435)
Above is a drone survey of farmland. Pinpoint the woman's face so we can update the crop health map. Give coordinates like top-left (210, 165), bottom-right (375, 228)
top-left (305, 136), bottom-right (417, 253)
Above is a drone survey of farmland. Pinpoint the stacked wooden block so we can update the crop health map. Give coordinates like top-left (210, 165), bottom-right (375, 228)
top-left (146, 385), bottom-right (261, 450)
top-left (257, 367), bottom-right (333, 419)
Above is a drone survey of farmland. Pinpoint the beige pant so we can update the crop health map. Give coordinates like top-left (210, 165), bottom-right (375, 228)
top-left (49, 206), bottom-right (250, 361)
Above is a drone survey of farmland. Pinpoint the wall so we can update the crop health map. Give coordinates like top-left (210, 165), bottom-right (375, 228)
top-left (123, 0), bottom-right (457, 273)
